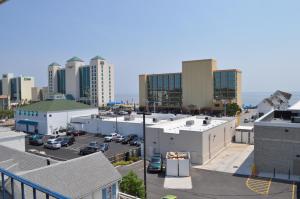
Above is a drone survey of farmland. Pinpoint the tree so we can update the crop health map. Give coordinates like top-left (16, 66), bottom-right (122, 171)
top-left (120, 171), bottom-right (145, 199)
top-left (225, 103), bottom-right (241, 116)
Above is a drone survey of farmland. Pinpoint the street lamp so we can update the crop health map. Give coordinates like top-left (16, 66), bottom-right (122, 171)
top-left (138, 111), bottom-right (151, 199)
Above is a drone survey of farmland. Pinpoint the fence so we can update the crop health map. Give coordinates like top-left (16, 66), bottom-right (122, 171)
top-left (0, 167), bottom-right (70, 199)
top-left (108, 147), bottom-right (141, 163)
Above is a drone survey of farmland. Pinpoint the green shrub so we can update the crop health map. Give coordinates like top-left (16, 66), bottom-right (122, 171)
top-left (113, 160), bottom-right (133, 167)
top-left (129, 156), bottom-right (140, 162)
top-left (120, 171), bottom-right (145, 199)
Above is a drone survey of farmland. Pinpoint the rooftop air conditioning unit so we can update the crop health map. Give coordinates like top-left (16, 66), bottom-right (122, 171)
top-left (153, 118), bottom-right (159, 123)
top-left (186, 120), bottom-right (195, 126)
top-left (203, 119), bottom-right (211, 125)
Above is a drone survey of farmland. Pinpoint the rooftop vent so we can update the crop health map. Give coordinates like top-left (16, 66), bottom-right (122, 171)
top-left (124, 115), bottom-right (135, 121)
top-left (186, 120), bottom-right (195, 126)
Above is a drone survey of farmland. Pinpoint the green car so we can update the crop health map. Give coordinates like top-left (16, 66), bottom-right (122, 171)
top-left (161, 195), bottom-right (177, 199)
top-left (147, 156), bottom-right (162, 173)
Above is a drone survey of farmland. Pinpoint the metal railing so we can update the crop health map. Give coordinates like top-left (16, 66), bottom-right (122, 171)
top-left (0, 167), bottom-right (70, 199)
top-left (119, 192), bottom-right (141, 199)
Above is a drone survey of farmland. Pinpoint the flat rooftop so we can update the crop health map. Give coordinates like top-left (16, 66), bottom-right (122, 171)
top-left (73, 113), bottom-right (189, 125)
top-left (288, 100), bottom-right (300, 111)
top-left (0, 130), bottom-right (25, 139)
top-left (148, 116), bottom-right (228, 134)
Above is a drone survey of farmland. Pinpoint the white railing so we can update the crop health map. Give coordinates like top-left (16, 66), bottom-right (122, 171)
top-left (119, 192), bottom-right (140, 199)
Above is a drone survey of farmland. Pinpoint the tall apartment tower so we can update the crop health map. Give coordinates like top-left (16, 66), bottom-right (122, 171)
top-left (48, 56), bottom-right (115, 107)
top-left (0, 73), bottom-right (35, 103)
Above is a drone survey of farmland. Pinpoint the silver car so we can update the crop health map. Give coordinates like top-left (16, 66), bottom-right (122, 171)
top-left (44, 140), bottom-right (61, 150)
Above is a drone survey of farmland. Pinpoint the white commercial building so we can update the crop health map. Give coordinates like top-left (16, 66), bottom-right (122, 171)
top-left (15, 99), bottom-right (98, 135)
top-left (71, 113), bottom-right (183, 137)
top-left (145, 116), bottom-right (236, 165)
top-left (254, 100), bottom-right (300, 177)
top-left (48, 56), bottom-right (115, 107)
top-left (0, 73), bottom-right (35, 104)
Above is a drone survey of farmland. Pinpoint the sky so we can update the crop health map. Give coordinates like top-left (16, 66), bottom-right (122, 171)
top-left (0, 0), bottom-right (300, 96)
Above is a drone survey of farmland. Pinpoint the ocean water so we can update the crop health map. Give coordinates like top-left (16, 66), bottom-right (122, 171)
top-left (116, 92), bottom-right (300, 106)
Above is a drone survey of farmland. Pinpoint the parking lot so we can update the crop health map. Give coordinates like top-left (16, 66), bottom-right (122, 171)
top-left (118, 161), bottom-right (296, 199)
top-left (25, 133), bottom-right (139, 161)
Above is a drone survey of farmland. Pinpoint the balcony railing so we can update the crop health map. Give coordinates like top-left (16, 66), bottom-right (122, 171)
top-left (0, 167), bottom-right (70, 199)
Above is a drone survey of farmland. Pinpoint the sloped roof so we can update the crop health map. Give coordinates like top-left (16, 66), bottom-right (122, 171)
top-left (20, 153), bottom-right (121, 199)
top-left (48, 62), bottom-right (61, 67)
top-left (17, 100), bottom-right (92, 112)
top-left (91, 55), bottom-right (105, 60)
top-left (0, 145), bottom-right (58, 174)
top-left (276, 90), bottom-right (292, 100)
top-left (67, 56), bottom-right (84, 62)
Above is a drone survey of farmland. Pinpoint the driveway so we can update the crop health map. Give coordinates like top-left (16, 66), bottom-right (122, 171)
top-left (117, 161), bottom-right (295, 199)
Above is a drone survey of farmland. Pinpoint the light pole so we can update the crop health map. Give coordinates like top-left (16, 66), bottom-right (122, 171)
top-left (138, 111), bottom-right (151, 199)
top-left (142, 112), bottom-right (147, 199)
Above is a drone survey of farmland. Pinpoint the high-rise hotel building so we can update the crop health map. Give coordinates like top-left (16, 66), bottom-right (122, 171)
top-left (139, 59), bottom-right (242, 111)
top-left (0, 73), bottom-right (35, 103)
top-left (48, 56), bottom-right (115, 107)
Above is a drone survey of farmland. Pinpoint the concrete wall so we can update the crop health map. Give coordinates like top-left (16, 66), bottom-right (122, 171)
top-left (254, 125), bottom-right (300, 175)
top-left (139, 74), bottom-right (147, 107)
top-left (145, 119), bottom-right (235, 165)
top-left (236, 70), bottom-right (242, 107)
top-left (201, 119), bottom-right (235, 164)
top-left (182, 59), bottom-right (217, 110)
top-left (71, 117), bottom-right (151, 137)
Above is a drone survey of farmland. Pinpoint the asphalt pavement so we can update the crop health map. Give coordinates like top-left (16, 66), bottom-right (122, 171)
top-left (117, 161), bottom-right (295, 199)
top-left (25, 133), bottom-right (139, 161)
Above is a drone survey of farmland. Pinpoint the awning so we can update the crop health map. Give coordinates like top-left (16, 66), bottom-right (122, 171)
top-left (17, 120), bottom-right (38, 126)
top-left (236, 125), bottom-right (254, 131)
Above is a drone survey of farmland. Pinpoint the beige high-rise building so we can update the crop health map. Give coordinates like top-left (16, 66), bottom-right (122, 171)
top-left (0, 73), bottom-right (34, 104)
top-left (139, 59), bottom-right (242, 112)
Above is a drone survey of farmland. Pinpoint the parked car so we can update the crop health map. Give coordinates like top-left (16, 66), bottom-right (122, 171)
top-left (88, 141), bottom-right (100, 147)
top-left (79, 146), bottom-right (100, 155)
top-left (67, 130), bottom-right (85, 136)
top-left (44, 140), bottom-right (61, 150)
top-left (119, 111), bottom-right (128, 115)
top-left (122, 134), bottom-right (138, 144)
top-left (129, 137), bottom-right (139, 146)
top-left (47, 135), bottom-right (60, 142)
top-left (99, 143), bottom-right (109, 152)
top-left (161, 195), bottom-right (177, 199)
top-left (55, 136), bottom-right (75, 147)
top-left (104, 133), bottom-right (119, 142)
top-left (28, 134), bottom-right (44, 146)
top-left (147, 156), bottom-right (163, 173)
top-left (115, 135), bottom-right (125, 143)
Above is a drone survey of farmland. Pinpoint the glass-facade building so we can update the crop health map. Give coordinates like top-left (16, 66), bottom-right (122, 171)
top-left (79, 66), bottom-right (90, 98)
top-left (10, 77), bottom-right (21, 101)
top-left (0, 79), bottom-right (2, 95)
top-left (57, 69), bottom-right (66, 94)
top-left (213, 70), bottom-right (238, 101)
top-left (147, 73), bottom-right (182, 108)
